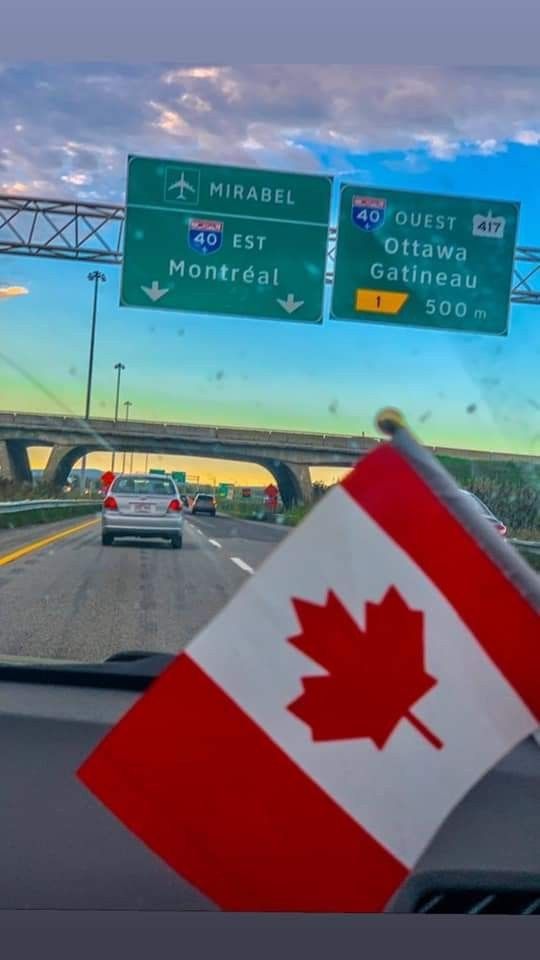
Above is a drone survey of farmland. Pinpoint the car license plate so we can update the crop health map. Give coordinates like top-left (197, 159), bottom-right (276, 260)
top-left (134, 502), bottom-right (151, 513)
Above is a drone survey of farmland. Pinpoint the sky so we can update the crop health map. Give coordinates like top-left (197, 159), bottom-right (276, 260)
top-left (1, 64), bottom-right (540, 485)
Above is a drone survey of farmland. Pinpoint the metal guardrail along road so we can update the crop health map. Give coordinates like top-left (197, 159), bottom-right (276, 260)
top-left (0, 499), bottom-right (98, 515)
top-left (510, 538), bottom-right (540, 555)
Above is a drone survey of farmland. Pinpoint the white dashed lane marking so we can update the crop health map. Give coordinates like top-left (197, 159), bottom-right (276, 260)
top-left (230, 557), bottom-right (254, 575)
top-left (208, 539), bottom-right (222, 549)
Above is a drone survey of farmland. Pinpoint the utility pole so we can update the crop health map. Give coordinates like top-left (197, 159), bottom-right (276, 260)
top-left (122, 400), bottom-right (132, 473)
top-left (80, 270), bottom-right (106, 493)
top-left (111, 361), bottom-right (125, 471)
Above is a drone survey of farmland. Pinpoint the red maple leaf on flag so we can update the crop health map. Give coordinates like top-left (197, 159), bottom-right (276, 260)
top-left (287, 586), bottom-right (443, 750)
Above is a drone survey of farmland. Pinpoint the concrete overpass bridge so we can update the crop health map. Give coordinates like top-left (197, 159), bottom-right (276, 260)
top-left (1, 410), bottom-right (539, 507)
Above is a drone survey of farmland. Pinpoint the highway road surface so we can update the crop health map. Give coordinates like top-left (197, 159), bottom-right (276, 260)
top-left (0, 511), bottom-right (289, 661)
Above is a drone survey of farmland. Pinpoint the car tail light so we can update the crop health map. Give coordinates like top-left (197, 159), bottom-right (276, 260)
top-left (168, 498), bottom-right (182, 512)
top-left (104, 496), bottom-right (118, 510)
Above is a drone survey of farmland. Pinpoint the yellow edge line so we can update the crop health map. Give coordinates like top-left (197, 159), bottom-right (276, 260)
top-left (0, 516), bottom-right (99, 567)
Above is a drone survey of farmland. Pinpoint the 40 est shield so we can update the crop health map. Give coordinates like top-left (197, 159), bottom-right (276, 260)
top-left (352, 195), bottom-right (387, 232)
top-left (188, 219), bottom-right (224, 255)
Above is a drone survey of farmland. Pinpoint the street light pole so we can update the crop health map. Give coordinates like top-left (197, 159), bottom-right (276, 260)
top-left (80, 270), bottom-right (106, 494)
top-left (111, 361), bottom-right (125, 471)
top-left (122, 400), bottom-right (132, 473)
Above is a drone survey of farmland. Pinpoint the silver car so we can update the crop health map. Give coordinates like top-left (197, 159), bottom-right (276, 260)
top-left (459, 489), bottom-right (507, 536)
top-left (101, 474), bottom-right (184, 548)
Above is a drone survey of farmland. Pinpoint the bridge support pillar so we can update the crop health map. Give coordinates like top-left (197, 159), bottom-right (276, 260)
top-left (261, 461), bottom-right (312, 509)
top-left (0, 440), bottom-right (33, 486)
top-left (43, 444), bottom-right (89, 490)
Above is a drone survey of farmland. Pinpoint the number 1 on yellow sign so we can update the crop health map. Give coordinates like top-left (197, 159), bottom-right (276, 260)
top-left (355, 289), bottom-right (409, 315)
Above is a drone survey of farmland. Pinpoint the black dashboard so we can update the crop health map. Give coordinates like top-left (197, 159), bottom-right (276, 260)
top-left (1, 653), bottom-right (540, 916)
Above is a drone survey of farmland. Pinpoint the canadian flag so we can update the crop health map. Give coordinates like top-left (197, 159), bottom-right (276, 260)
top-left (78, 418), bottom-right (540, 912)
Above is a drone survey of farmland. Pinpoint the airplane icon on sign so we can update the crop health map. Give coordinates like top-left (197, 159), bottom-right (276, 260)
top-left (167, 172), bottom-right (196, 201)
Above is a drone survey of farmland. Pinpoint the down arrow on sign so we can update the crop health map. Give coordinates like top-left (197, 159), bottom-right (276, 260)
top-left (277, 294), bottom-right (304, 314)
top-left (141, 281), bottom-right (169, 302)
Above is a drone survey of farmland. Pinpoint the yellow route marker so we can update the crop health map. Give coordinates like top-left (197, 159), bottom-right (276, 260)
top-left (355, 289), bottom-right (409, 315)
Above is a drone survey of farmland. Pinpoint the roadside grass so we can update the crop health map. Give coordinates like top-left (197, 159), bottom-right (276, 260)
top-left (280, 505), bottom-right (310, 526)
top-left (510, 528), bottom-right (540, 541)
top-left (218, 500), bottom-right (311, 527)
top-left (218, 501), bottom-right (266, 521)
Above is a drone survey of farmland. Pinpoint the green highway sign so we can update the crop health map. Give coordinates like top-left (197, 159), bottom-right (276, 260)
top-left (331, 186), bottom-right (520, 335)
top-left (149, 468), bottom-right (166, 475)
top-left (120, 155), bottom-right (332, 324)
top-left (172, 471), bottom-right (186, 483)
top-left (217, 483), bottom-right (229, 497)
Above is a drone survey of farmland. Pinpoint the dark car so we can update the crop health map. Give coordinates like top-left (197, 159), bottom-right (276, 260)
top-left (191, 493), bottom-right (217, 517)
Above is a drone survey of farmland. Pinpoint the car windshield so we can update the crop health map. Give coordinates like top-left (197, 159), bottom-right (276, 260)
top-left (0, 62), bottom-right (538, 669)
top-left (2, 57), bottom-right (540, 923)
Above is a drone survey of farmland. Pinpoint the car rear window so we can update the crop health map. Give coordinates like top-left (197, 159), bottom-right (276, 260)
top-left (196, 494), bottom-right (214, 502)
top-left (112, 477), bottom-right (176, 496)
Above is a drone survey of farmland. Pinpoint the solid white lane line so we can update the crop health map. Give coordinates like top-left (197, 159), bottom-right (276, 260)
top-left (208, 539), bottom-right (222, 549)
top-left (230, 557), bottom-right (254, 575)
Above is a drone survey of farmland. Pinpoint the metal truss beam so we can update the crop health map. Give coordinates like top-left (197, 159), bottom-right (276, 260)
top-left (1, 195), bottom-right (540, 305)
top-left (0, 195), bottom-right (124, 265)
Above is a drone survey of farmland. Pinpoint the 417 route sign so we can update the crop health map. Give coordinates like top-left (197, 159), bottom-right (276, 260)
top-left (331, 185), bottom-right (520, 335)
top-left (120, 155), bottom-right (332, 324)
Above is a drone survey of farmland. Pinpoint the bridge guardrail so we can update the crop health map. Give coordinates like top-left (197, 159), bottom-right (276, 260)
top-left (2, 411), bottom-right (540, 462)
top-left (0, 411), bottom-right (376, 451)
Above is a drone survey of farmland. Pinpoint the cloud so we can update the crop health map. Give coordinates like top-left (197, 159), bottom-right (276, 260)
top-left (383, 152), bottom-right (430, 174)
top-left (163, 67), bottom-right (223, 83)
top-left (514, 129), bottom-right (540, 146)
top-left (61, 172), bottom-right (90, 186)
top-left (148, 100), bottom-right (192, 137)
top-left (472, 138), bottom-right (505, 156)
top-left (0, 180), bottom-right (28, 193)
top-left (1, 65), bottom-right (540, 201)
top-left (413, 133), bottom-right (460, 160)
top-left (0, 285), bottom-right (29, 298)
